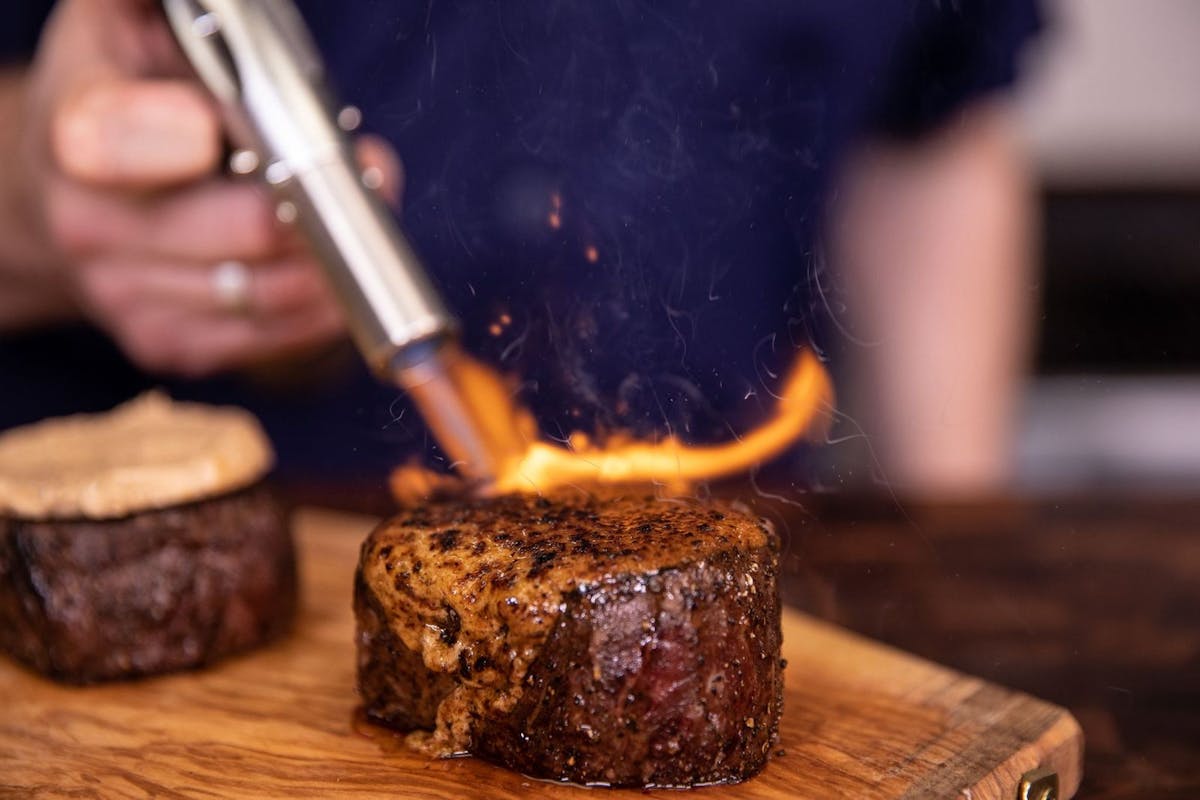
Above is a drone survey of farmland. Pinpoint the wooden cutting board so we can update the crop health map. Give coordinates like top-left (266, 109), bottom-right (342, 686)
top-left (0, 508), bottom-right (1082, 799)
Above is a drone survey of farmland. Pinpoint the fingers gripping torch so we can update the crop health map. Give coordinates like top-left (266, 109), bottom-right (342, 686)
top-left (162, 0), bottom-right (502, 485)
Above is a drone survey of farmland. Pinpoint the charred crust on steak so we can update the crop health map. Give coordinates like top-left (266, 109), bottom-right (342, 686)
top-left (355, 491), bottom-right (782, 787)
top-left (0, 484), bottom-right (296, 683)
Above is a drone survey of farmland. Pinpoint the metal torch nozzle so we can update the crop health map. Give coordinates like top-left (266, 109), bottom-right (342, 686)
top-left (163, 0), bottom-right (498, 483)
top-left (390, 340), bottom-right (506, 485)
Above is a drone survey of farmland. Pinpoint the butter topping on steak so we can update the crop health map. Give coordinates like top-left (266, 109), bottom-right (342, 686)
top-left (355, 491), bottom-right (782, 787)
top-left (0, 392), bottom-right (273, 520)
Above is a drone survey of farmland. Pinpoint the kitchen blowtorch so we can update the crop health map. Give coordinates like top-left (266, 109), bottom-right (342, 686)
top-left (161, 0), bottom-right (503, 484)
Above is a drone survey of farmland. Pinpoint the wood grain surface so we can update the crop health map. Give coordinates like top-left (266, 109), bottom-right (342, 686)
top-left (770, 492), bottom-right (1200, 800)
top-left (0, 508), bottom-right (1082, 799)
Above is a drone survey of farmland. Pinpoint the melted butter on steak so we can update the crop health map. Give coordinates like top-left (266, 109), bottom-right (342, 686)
top-left (357, 491), bottom-right (777, 772)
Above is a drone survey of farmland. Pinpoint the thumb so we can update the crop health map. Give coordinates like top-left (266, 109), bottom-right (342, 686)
top-left (355, 134), bottom-right (405, 208)
top-left (52, 78), bottom-right (221, 189)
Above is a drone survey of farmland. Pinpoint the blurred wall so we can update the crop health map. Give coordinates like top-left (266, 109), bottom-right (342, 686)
top-left (1012, 0), bottom-right (1200, 489)
top-left (1017, 0), bottom-right (1200, 187)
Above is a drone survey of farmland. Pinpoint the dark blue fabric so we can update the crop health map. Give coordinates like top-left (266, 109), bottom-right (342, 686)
top-left (0, 0), bottom-right (1039, 481)
top-left (0, 2), bottom-right (52, 62)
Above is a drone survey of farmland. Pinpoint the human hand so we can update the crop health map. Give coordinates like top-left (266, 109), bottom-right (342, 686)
top-left (21, 0), bottom-right (401, 377)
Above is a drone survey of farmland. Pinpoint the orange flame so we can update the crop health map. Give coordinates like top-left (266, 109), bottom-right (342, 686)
top-left (391, 350), bottom-right (832, 504)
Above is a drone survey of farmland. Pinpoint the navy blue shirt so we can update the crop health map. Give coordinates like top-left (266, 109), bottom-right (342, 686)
top-left (0, 1), bottom-right (1039, 482)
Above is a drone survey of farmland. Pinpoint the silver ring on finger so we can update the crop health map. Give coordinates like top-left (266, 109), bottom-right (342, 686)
top-left (212, 260), bottom-right (253, 315)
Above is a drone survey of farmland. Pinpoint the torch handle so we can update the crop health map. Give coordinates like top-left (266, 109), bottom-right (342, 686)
top-left (161, 0), bottom-right (457, 374)
top-left (162, 0), bottom-right (504, 484)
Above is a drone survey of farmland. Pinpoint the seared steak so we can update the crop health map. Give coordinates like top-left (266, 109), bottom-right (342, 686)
top-left (355, 492), bottom-right (782, 787)
top-left (0, 484), bottom-right (295, 683)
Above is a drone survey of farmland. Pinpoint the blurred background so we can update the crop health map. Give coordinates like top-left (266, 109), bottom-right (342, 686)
top-left (1014, 0), bottom-right (1200, 491)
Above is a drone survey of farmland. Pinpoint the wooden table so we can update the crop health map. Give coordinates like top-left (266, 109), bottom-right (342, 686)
top-left (771, 491), bottom-right (1200, 800)
top-left (1, 506), bottom-right (1081, 799)
top-left (288, 483), bottom-right (1200, 799)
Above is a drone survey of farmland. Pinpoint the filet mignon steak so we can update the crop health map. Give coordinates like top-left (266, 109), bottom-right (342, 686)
top-left (0, 484), bottom-right (296, 683)
top-left (355, 491), bottom-right (782, 787)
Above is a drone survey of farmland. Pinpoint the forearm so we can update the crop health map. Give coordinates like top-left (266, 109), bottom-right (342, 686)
top-left (0, 66), bottom-right (74, 330)
top-left (831, 100), bottom-right (1036, 496)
